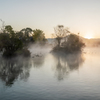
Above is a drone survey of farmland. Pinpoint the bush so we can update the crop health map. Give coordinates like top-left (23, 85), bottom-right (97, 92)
top-left (64, 34), bottom-right (85, 52)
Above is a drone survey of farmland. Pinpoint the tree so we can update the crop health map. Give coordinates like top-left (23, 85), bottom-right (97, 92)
top-left (16, 31), bottom-right (23, 39)
top-left (0, 33), bottom-right (23, 56)
top-left (0, 33), bottom-right (9, 51)
top-left (0, 25), bottom-right (24, 57)
top-left (5, 25), bottom-right (13, 33)
top-left (62, 34), bottom-right (85, 52)
top-left (53, 25), bottom-right (70, 47)
top-left (20, 28), bottom-right (33, 39)
top-left (5, 25), bottom-right (15, 38)
top-left (32, 29), bottom-right (46, 42)
top-left (52, 25), bottom-right (85, 53)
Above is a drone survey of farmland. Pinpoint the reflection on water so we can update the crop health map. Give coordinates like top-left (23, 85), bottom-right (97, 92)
top-left (0, 52), bottom-right (85, 86)
top-left (52, 52), bottom-right (85, 80)
top-left (0, 57), bottom-right (32, 86)
top-left (1, 48), bottom-right (100, 100)
top-left (32, 56), bottom-right (45, 68)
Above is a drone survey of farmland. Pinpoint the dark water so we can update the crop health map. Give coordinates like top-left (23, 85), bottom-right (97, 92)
top-left (0, 47), bottom-right (100, 100)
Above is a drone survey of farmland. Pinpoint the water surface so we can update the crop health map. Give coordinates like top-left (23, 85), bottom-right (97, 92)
top-left (0, 47), bottom-right (100, 100)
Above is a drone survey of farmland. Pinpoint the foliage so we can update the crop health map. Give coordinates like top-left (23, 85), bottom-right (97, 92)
top-left (33, 29), bottom-right (46, 42)
top-left (20, 27), bottom-right (33, 41)
top-left (5, 25), bottom-right (15, 37)
top-left (63, 34), bottom-right (85, 52)
top-left (0, 20), bottom-right (47, 57)
top-left (52, 25), bottom-right (70, 47)
top-left (0, 33), bottom-right (23, 57)
top-left (0, 24), bottom-right (47, 57)
top-left (5, 25), bottom-right (13, 33)
top-left (53, 25), bottom-right (85, 53)
top-left (18, 28), bottom-right (46, 44)
top-left (0, 25), bottom-right (23, 57)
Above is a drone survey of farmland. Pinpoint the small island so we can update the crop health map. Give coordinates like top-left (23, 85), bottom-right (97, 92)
top-left (52, 25), bottom-right (85, 53)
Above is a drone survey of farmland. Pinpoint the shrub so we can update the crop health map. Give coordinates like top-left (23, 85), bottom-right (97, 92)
top-left (64, 34), bottom-right (85, 52)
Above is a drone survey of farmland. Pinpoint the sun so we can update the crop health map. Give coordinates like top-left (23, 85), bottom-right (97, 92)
top-left (84, 31), bottom-right (94, 39)
top-left (84, 35), bottom-right (93, 39)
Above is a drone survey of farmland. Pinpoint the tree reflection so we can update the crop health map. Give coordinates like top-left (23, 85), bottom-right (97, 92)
top-left (0, 57), bottom-right (31, 86)
top-left (52, 52), bottom-right (85, 81)
top-left (32, 56), bottom-right (45, 68)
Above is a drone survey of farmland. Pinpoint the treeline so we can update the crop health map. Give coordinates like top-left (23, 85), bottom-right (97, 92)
top-left (0, 25), bottom-right (46, 57)
top-left (0, 24), bottom-right (85, 57)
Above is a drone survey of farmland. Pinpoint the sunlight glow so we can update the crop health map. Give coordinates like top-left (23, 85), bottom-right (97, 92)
top-left (84, 35), bottom-right (93, 39)
top-left (84, 31), bottom-right (94, 39)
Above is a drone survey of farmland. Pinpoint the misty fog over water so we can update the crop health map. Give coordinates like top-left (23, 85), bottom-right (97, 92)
top-left (0, 47), bottom-right (100, 100)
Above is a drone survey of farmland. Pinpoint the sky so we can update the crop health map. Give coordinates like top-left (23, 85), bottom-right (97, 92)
top-left (0, 0), bottom-right (100, 38)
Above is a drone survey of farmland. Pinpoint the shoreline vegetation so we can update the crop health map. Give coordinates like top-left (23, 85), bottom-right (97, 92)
top-left (52, 25), bottom-right (85, 53)
top-left (0, 25), bottom-right (47, 58)
top-left (0, 24), bottom-right (85, 58)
